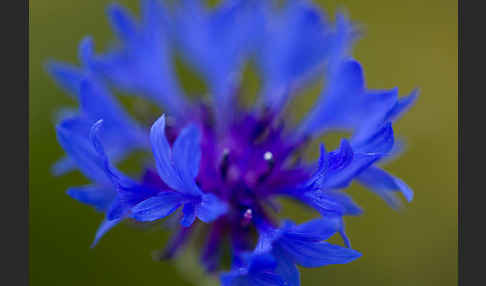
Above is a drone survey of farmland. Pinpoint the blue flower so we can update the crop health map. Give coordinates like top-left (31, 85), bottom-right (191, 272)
top-left (49, 0), bottom-right (418, 284)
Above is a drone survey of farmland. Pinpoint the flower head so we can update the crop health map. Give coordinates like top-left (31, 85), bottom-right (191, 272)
top-left (49, 0), bottom-right (418, 285)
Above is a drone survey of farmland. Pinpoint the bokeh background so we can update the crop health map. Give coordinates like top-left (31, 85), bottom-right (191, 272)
top-left (30, 0), bottom-right (457, 285)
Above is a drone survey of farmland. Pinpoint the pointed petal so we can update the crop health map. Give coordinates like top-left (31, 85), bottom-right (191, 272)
top-left (283, 217), bottom-right (341, 242)
top-left (149, 115), bottom-right (184, 191)
top-left (277, 239), bottom-right (361, 268)
top-left (352, 122), bottom-right (395, 154)
top-left (386, 88), bottom-right (419, 122)
top-left (357, 166), bottom-right (413, 208)
top-left (56, 118), bottom-right (109, 184)
top-left (88, 120), bottom-right (125, 184)
top-left (327, 140), bottom-right (354, 173)
top-left (302, 190), bottom-right (363, 216)
top-left (78, 36), bottom-right (95, 67)
top-left (46, 61), bottom-right (84, 96)
top-left (51, 156), bottom-right (76, 176)
top-left (131, 192), bottom-right (185, 222)
top-left (172, 124), bottom-right (202, 184)
top-left (78, 79), bottom-right (141, 136)
top-left (305, 144), bottom-right (329, 188)
top-left (297, 60), bottom-right (398, 139)
top-left (91, 218), bottom-right (121, 248)
top-left (106, 3), bottom-right (138, 43)
top-left (67, 185), bottom-right (116, 212)
top-left (297, 59), bottom-right (365, 137)
top-left (323, 144), bottom-right (381, 190)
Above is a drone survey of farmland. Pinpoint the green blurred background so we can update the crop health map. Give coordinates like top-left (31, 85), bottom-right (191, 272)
top-left (30, 0), bottom-right (457, 285)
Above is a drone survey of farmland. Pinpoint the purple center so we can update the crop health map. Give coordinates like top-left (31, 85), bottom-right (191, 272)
top-left (148, 104), bottom-right (312, 268)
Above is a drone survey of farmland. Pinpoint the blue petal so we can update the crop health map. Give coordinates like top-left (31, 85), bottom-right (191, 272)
top-left (385, 88), bottom-right (419, 122)
top-left (85, 2), bottom-right (189, 118)
top-left (106, 3), bottom-right (138, 43)
top-left (78, 79), bottom-right (143, 138)
top-left (66, 185), bottom-right (116, 212)
top-left (303, 141), bottom-right (351, 190)
top-left (78, 36), bottom-right (95, 67)
top-left (247, 252), bottom-right (277, 273)
top-left (172, 0), bottom-right (261, 122)
top-left (304, 144), bottom-right (329, 188)
top-left (221, 253), bottom-right (283, 286)
top-left (172, 0), bottom-right (247, 81)
top-left (221, 271), bottom-right (248, 286)
top-left (322, 140), bottom-right (382, 190)
top-left (131, 192), bottom-right (185, 222)
top-left (56, 118), bottom-right (110, 184)
top-left (51, 156), bottom-right (76, 176)
top-left (45, 61), bottom-right (85, 96)
top-left (249, 273), bottom-right (286, 286)
top-left (248, 273), bottom-right (286, 286)
top-left (272, 247), bottom-right (300, 286)
top-left (181, 203), bottom-right (196, 227)
top-left (326, 140), bottom-right (354, 173)
top-left (151, 118), bottom-right (227, 224)
top-left (349, 89), bottom-right (417, 156)
top-left (87, 120), bottom-right (161, 220)
top-left (91, 218), bottom-right (121, 248)
top-left (88, 120), bottom-right (126, 184)
top-left (172, 124), bottom-right (202, 190)
top-left (259, 2), bottom-right (356, 111)
top-left (196, 194), bottom-right (228, 223)
top-left (282, 217), bottom-right (341, 242)
top-left (280, 241), bottom-right (360, 268)
top-left (255, 228), bottom-right (278, 254)
top-left (357, 166), bottom-right (413, 207)
top-left (297, 60), bottom-right (397, 139)
top-left (221, 271), bottom-right (247, 286)
top-left (351, 122), bottom-right (395, 154)
top-left (79, 78), bottom-right (147, 154)
top-left (53, 75), bottom-right (147, 177)
top-left (326, 11), bottom-right (358, 73)
top-left (150, 115), bottom-right (204, 196)
top-left (105, 181), bottom-right (162, 220)
top-left (301, 190), bottom-right (362, 216)
top-left (335, 215), bottom-right (352, 248)
top-left (276, 240), bottom-right (361, 268)
top-left (150, 115), bottom-right (186, 191)
top-left (222, 272), bottom-right (286, 286)
top-left (106, 197), bottom-right (127, 221)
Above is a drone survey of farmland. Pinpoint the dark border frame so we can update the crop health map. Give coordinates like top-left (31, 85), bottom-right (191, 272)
top-left (4, 0), bottom-right (29, 285)
top-left (459, 0), bottom-right (483, 285)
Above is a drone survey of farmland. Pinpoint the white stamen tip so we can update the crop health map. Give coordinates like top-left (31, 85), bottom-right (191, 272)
top-left (264, 151), bottom-right (273, 161)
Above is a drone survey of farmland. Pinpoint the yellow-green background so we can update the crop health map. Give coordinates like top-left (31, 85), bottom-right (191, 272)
top-left (30, 0), bottom-right (457, 285)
